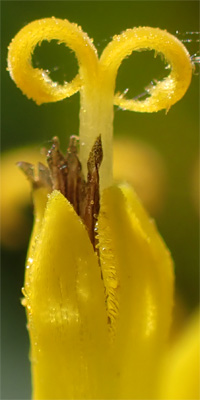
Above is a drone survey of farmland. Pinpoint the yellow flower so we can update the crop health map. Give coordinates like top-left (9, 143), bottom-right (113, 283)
top-left (7, 17), bottom-right (198, 400)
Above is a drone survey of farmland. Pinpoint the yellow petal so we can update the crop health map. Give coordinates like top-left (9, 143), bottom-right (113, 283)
top-left (113, 138), bottom-right (167, 216)
top-left (23, 186), bottom-right (50, 298)
top-left (158, 311), bottom-right (200, 400)
top-left (23, 190), bottom-right (110, 399)
top-left (98, 184), bottom-right (174, 398)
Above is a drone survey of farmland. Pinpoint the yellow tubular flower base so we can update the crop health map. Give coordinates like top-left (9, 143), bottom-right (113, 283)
top-left (24, 185), bottom-right (174, 399)
top-left (7, 17), bottom-right (194, 400)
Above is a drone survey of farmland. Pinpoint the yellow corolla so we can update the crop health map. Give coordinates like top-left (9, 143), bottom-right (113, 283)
top-left (8, 17), bottom-right (198, 400)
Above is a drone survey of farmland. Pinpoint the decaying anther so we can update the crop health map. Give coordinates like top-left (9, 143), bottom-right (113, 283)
top-left (17, 135), bottom-right (103, 248)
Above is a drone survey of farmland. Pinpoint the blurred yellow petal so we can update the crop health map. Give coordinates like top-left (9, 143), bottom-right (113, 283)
top-left (0, 146), bottom-right (46, 248)
top-left (169, 293), bottom-right (189, 343)
top-left (113, 138), bottom-right (167, 215)
top-left (158, 311), bottom-right (200, 400)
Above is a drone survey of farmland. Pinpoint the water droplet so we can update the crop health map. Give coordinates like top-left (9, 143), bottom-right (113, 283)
top-left (123, 88), bottom-right (129, 95)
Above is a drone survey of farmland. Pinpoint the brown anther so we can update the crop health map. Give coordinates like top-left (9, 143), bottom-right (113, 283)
top-left (17, 161), bottom-right (52, 190)
top-left (18, 135), bottom-right (103, 249)
top-left (47, 136), bottom-right (68, 196)
top-left (81, 135), bottom-right (103, 247)
top-left (65, 136), bottom-right (85, 214)
top-left (17, 161), bottom-right (35, 182)
top-left (38, 162), bottom-right (52, 188)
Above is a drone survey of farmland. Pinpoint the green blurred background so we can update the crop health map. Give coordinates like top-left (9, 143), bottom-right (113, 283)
top-left (1, 1), bottom-right (199, 399)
